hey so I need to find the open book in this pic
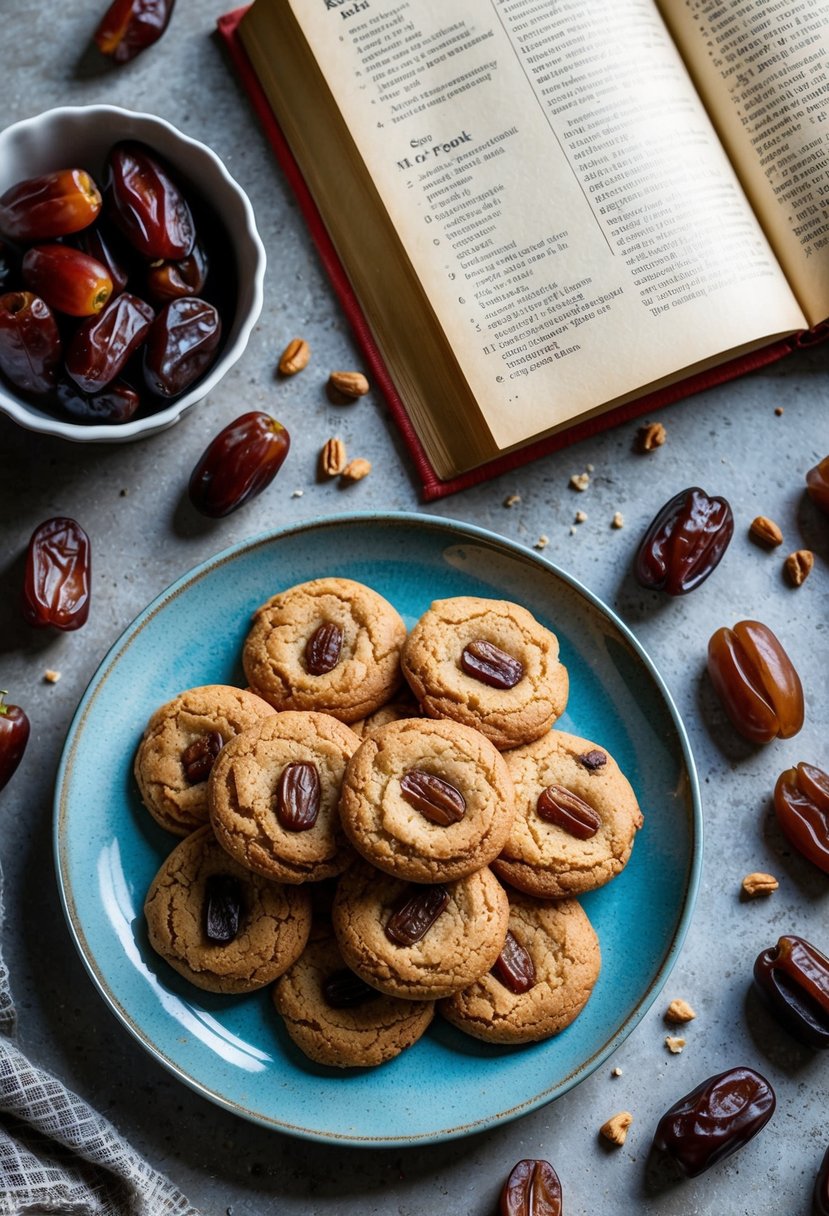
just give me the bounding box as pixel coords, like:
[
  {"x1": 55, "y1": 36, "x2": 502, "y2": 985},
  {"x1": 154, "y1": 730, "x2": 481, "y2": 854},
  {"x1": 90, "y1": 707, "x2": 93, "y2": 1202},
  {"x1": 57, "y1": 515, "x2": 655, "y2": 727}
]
[{"x1": 231, "y1": 0, "x2": 829, "y2": 486}]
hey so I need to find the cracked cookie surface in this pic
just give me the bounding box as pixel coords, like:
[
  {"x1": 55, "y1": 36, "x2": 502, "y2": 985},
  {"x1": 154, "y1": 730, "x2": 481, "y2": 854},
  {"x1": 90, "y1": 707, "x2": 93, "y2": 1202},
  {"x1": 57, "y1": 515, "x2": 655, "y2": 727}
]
[
  {"x1": 134, "y1": 684, "x2": 275, "y2": 836},
  {"x1": 144, "y1": 825, "x2": 312, "y2": 993},
  {"x1": 401, "y1": 596, "x2": 568, "y2": 750},
  {"x1": 439, "y1": 893, "x2": 601, "y2": 1043},
  {"x1": 209, "y1": 711, "x2": 359, "y2": 884},
  {"x1": 493, "y1": 730, "x2": 643, "y2": 898},
  {"x1": 242, "y1": 577, "x2": 407, "y2": 723},
  {"x1": 272, "y1": 933, "x2": 434, "y2": 1067},
  {"x1": 339, "y1": 718, "x2": 516, "y2": 882},
  {"x1": 332, "y1": 861, "x2": 509, "y2": 1000}
]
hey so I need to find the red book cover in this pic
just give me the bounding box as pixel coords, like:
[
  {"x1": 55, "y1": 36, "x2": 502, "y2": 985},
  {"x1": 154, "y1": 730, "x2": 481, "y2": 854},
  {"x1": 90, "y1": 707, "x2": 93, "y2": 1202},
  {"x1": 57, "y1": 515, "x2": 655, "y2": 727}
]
[{"x1": 217, "y1": 6, "x2": 808, "y2": 502}]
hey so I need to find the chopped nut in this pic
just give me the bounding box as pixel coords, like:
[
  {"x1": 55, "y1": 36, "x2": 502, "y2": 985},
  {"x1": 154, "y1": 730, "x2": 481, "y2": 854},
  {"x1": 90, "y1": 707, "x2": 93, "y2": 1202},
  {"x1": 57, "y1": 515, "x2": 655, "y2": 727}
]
[
  {"x1": 570, "y1": 471, "x2": 590, "y2": 491},
  {"x1": 611, "y1": 511, "x2": 624, "y2": 529},
  {"x1": 749, "y1": 515, "x2": 783, "y2": 548},
  {"x1": 774, "y1": 406, "x2": 784, "y2": 416},
  {"x1": 784, "y1": 549, "x2": 814, "y2": 586},
  {"x1": 665, "y1": 1036, "x2": 686, "y2": 1054},
  {"x1": 278, "y1": 337, "x2": 310, "y2": 376},
  {"x1": 569, "y1": 525, "x2": 577, "y2": 535},
  {"x1": 574, "y1": 510, "x2": 588, "y2": 524},
  {"x1": 44, "y1": 669, "x2": 61, "y2": 684},
  {"x1": 329, "y1": 370, "x2": 370, "y2": 398},
  {"x1": 503, "y1": 493, "x2": 521, "y2": 508},
  {"x1": 637, "y1": 421, "x2": 667, "y2": 452},
  {"x1": 665, "y1": 998, "x2": 696, "y2": 1024},
  {"x1": 611, "y1": 1066, "x2": 623, "y2": 1077},
  {"x1": 586, "y1": 463, "x2": 595, "y2": 473},
  {"x1": 290, "y1": 489, "x2": 304, "y2": 498},
  {"x1": 600, "y1": 1111, "x2": 633, "y2": 1146},
  {"x1": 320, "y1": 437, "x2": 347, "y2": 477},
  {"x1": 742, "y1": 871, "x2": 779, "y2": 898},
  {"x1": 534, "y1": 535, "x2": 549, "y2": 550},
  {"x1": 341, "y1": 457, "x2": 372, "y2": 483}
]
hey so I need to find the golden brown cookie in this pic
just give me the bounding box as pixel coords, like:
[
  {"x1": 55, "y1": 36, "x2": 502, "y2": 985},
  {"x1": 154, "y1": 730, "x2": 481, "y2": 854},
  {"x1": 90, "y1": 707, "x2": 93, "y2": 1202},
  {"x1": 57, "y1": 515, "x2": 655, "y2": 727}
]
[
  {"x1": 439, "y1": 893, "x2": 600, "y2": 1043},
  {"x1": 339, "y1": 718, "x2": 515, "y2": 883},
  {"x1": 401, "y1": 596, "x2": 568, "y2": 750},
  {"x1": 332, "y1": 861, "x2": 509, "y2": 1000},
  {"x1": 144, "y1": 825, "x2": 312, "y2": 994},
  {"x1": 209, "y1": 711, "x2": 359, "y2": 884},
  {"x1": 272, "y1": 933, "x2": 434, "y2": 1067},
  {"x1": 134, "y1": 685, "x2": 275, "y2": 836},
  {"x1": 493, "y1": 730, "x2": 643, "y2": 898},
  {"x1": 242, "y1": 577, "x2": 407, "y2": 723}
]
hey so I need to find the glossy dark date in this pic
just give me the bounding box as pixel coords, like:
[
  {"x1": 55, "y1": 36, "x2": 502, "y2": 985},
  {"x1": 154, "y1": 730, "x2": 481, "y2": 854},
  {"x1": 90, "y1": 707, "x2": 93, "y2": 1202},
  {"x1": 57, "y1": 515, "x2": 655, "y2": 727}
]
[
  {"x1": 188, "y1": 411, "x2": 290, "y2": 518},
  {"x1": 203, "y1": 874, "x2": 242, "y2": 944},
  {"x1": 65, "y1": 291, "x2": 154, "y2": 393},
  {"x1": 22, "y1": 516, "x2": 91, "y2": 631},
  {"x1": 460, "y1": 639, "x2": 524, "y2": 689},
  {"x1": 146, "y1": 241, "x2": 207, "y2": 305},
  {"x1": 94, "y1": 0, "x2": 176, "y2": 63},
  {"x1": 499, "y1": 1159, "x2": 562, "y2": 1216},
  {"x1": 492, "y1": 931, "x2": 536, "y2": 994},
  {"x1": 0, "y1": 168, "x2": 102, "y2": 241},
  {"x1": 107, "y1": 141, "x2": 195, "y2": 260},
  {"x1": 22, "y1": 244, "x2": 112, "y2": 316},
  {"x1": 753, "y1": 935, "x2": 829, "y2": 1049},
  {"x1": 72, "y1": 222, "x2": 130, "y2": 296},
  {"x1": 322, "y1": 969, "x2": 381, "y2": 1009},
  {"x1": 399, "y1": 769, "x2": 466, "y2": 826},
  {"x1": 0, "y1": 693, "x2": 30, "y2": 793},
  {"x1": 635, "y1": 486, "x2": 733, "y2": 595},
  {"x1": 774, "y1": 763, "x2": 829, "y2": 873},
  {"x1": 707, "y1": 620, "x2": 804, "y2": 744},
  {"x1": 0, "y1": 291, "x2": 62, "y2": 395},
  {"x1": 385, "y1": 885, "x2": 449, "y2": 946},
  {"x1": 652, "y1": 1066, "x2": 775, "y2": 1177},
  {"x1": 55, "y1": 377, "x2": 141, "y2": 424},
  {"x1": 143, "y1": 296, "x2": 220, "y2": 398},
  {"x1": 305, "y1": 622, "x2": 343, "y2": 675},
  {"x1": 276, "y1": 762, "x2": 321, "y2": 831}
]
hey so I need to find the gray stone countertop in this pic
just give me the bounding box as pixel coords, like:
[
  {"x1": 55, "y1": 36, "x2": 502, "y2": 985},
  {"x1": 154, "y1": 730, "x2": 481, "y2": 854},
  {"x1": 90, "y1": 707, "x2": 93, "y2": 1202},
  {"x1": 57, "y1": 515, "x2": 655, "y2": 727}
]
[{"x1": 1, "y1": 3, "x2": 827, "y2": 1213}]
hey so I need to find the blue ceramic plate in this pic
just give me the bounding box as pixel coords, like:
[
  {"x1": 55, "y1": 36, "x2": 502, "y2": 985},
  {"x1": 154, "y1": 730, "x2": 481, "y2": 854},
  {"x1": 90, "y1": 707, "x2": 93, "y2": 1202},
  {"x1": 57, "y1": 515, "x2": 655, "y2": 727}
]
[{"x1": 55, "y1": 513, "x2": 701, "y2": 1146}]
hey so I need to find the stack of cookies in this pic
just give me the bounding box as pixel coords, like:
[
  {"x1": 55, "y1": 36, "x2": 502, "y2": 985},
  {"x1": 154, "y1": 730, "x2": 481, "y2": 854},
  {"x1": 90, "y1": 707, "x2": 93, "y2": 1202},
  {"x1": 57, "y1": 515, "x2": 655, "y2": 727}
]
[{"x1": 137, "y1": 577, "x2": 643, "y2": 1068}]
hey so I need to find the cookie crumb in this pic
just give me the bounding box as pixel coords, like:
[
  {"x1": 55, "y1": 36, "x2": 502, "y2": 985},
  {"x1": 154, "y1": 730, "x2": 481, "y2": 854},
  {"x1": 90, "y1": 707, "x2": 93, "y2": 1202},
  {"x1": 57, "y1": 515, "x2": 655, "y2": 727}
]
[
  {"x1": 44, "y1": 669, "x2": 61, "y2": 684},
  {"x1": 611, "y1": 1066, "x2": 623, "y2": 1077},
  {"x1": 637, "y1": 421, "x2": 667, "y2": 452},
  {"x1": 503, "y1": 493, "x2": 521, "y2": 508},
  {"x1": 574, "y1": 510, "x2": 588, "y2": 524},
  {"x1": 774, "y1": 406, "x2": 784, "y2": 416},
  {"x1": 600, "y1": 1111, "x2": 632, "y2": 1146},
  {"x1": 665, "y1": 998, "x2": 696, "y2": 1024},
  {"x1": 534, "y1": 535, "x2": 549, "y2": 550},
  {"x1": 665, "y1": 1036, "x2": 686, "y2": 1054},
  {"x1": 291, "y1": 489, "x2": 304, "y2": 498},
  {"x1": 611, "y1": 511, "x2": 624, "y2": 529},
  {"x1": 570, "y1": 472, "x2": 590, "y2": 491},
  {"x1": 742, "y1": 871, "x2": 779, "y2": 898}
]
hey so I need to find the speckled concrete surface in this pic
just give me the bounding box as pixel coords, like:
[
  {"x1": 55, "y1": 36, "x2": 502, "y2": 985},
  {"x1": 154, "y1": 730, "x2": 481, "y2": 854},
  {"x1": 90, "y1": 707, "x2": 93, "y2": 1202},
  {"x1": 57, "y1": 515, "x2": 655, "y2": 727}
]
[{"x1": 1, "y1": 3, "x2": 828, "y2": 1213}]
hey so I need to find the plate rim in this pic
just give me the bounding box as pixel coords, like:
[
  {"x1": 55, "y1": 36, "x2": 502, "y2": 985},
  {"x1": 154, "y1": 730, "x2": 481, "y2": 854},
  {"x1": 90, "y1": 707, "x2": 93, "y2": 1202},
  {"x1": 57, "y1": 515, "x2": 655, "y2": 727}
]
[{"x1": 53, "y1": 510, "x2": 703, "y2": 1145}]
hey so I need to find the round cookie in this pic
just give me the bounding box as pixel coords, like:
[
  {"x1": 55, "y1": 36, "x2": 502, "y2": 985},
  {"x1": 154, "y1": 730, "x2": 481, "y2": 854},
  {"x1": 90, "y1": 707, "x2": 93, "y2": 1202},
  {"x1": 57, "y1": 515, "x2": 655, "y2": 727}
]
[
  {"x1": 144, "y1": 825, "x2": 312, "y2": 994},
  {"x1": 493, "y1": 730, "x2": 643, "y2": 898},
  {"x1": 439, "y1": 894, "x2": 601, "y2": 1043},
  {"x1": 134, "y1": 684, "x2": 275, "y2": 836},
  {"x1": 401, "y1": 596, "x2": 568, "y2": 750},
  {"x1": 272, "y1": 933, "x2": 434, "y2": 1067},
  {"x1": 332, "y1": 861, "x2": 510, "y2": 1000},
  {"x1": 209, "y1": 711, "x2": 359, "y2": 884},
  {"x1": 242, "y1": 577, "x2": 407, "y2": 724},
  {"x1": 339, "y1": 718, "x2": 516, "y2": 883}
]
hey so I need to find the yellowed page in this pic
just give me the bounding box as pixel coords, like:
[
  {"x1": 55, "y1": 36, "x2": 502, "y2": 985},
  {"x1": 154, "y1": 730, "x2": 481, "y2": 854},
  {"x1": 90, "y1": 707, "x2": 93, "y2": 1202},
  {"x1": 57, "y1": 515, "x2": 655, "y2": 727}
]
[
  {"x1": 277, "y1": 0, "x2": 803, "y2": 451},
  {"x1": 659, "y1": 0, "x2": 829, "y2": 328}
]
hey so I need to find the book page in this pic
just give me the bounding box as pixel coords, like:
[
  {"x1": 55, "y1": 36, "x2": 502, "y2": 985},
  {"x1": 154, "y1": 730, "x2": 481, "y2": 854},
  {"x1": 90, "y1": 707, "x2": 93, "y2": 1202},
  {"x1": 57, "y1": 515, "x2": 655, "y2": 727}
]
[
  {"x1": 274, "y1": 0, "x2": 805, "y2": 452},
  {"x1": 658, "y1": 0, "x2": 829, "y2": 328}
]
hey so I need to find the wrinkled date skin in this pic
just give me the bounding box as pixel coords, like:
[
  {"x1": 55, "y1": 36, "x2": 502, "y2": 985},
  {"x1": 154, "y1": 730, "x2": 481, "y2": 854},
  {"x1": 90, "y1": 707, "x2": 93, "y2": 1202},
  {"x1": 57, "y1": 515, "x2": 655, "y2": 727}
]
[
  {"x1": 66, "y1": 291, "x2": 154, "y2": 393},
  {"x1": 0, "y1": 693, "x2": 30, "y2": 793},
  {"x1": 492, "y1": 931, "x2": 536, "y2": 995},
  {"x1": 72, "y1": 223, "x2": 131, "y2": 296},
  {"x1": 707, "y1": 620, "x2": 804, "y2": 743},
  {"x1": 774, "y1": 763, "x2": 829, "y2": 873},
  {"x1": 399, "y1": 769, "x2": 466, "y2": 826},
  {"x1": 203, "y1": 874, "x2": 242, "y2": 944},
  {"x1": 22, "y1": 517, "x2": 91, "y2": 630},
  {"x1": 22, "y1": 244, "x2": 112, "y2": 317},
  {"x1": 652, "y1": 1066, "x2": 775, "y2": 1177},
  {"x1": 0, "y1": 168, "x2": 102, "y2": 241},
  {"x1": 323, "y1": 969, "x2": 381, "y2": 1009},
  {"x1": 537, "y1": 785, "x2": 600, "y2": 839},
  {"x1": 635, "y1": 486, "x2": 733, "y2": 595},
  {"x1": 753, "y1": 935, "x2": 829, "y2": 1049},
  {"x1": 385, "y1": 885, "x2": 450, "y2": 946},
  {"x1": 499, "y1": 1159, "x2": 562, "y2": 1216},
  {"x1": 807, "y1": 456, "x2": 829, "y2": 514},
  {"x1": 144, "y1": 296, "x2": 221, "y2": 398},
  {"x1": 0, "y1": 291, "x2": 62, "y2": 395},
  {"x1": 188, "y1": 411, "x2": 290, "y2": 518},
  {"x1": 107, "y1": 141, "x2": 195, "y2": 260},
  {"x1": 305, "y1": 622, "x2": 343, "y2": 675},
  {"x1": 815, "y1": 1145, "x2": 829, "y2": 1216},
  {"x1": 276, "y1": 761, "x2": 321, "y2": 831},
  {"x1": 94, "y1": 0, "x2": 176, "y2": 63},
  {"x1": 461, "y1": 639, "x2": 524, "y2": 689},
  {"x1": 146, "y1": 241, "x2": 207, "y2": 305},
  {"x1": 55, "y1": 377, "x2": 141, "y2": 424}
]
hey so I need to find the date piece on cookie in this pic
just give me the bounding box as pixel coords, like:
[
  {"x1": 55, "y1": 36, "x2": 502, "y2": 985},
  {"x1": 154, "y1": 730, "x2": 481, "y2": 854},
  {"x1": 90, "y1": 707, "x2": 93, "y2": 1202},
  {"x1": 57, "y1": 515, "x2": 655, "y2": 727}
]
[
  {"x1": 339, "y1": 718, "x2": 516, "y2": 883},
  {"x1": 134, "y1": 685, "x2": 275, "y2": 836},
  {"x1": 242, "y1": 577, "x2": 406, "y2": 723},
  {"x1": 401, "y1": 597, "x2": 568, "y2": 750},
  {"x1": 494, "y1": 730, "x2": 643, "y2": 899},
  {"x1": 144, "y1": 825, "x2": 312, "y2": 994}
]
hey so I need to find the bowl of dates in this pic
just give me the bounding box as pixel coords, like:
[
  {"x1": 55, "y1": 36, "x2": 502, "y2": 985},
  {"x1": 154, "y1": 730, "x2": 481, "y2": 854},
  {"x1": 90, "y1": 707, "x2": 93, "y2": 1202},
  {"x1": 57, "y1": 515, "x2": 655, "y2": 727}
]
[{"x1": 0, "y1": 105, "x2": 265, "y2": 442}]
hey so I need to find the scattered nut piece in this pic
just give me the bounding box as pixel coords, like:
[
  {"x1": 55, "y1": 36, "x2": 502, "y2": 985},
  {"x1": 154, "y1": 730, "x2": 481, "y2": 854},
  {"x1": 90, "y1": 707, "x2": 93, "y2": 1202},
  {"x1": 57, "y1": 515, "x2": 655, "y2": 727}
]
[
  {"x1": 503, "y1": 493, "x2": 521, "y2": 508},
  {"x1": 742, "y1": 871, "x2": 779, "y2": 898},
  {"x1": 329, "y1": 370, "x2": 370, "y2": 398},
  {"x1": 600, "y1": 1111, "x2": 633, "y2": 1146},
  {"x1": 320, "y1": 437, "x2": 347, "y2": 477},
  {"x1": 44, "y1": 669, "x2": 61, "y2": 684},
  {"x1": 774, "y1": 406, "x2": 784, "y2": 416},
  {"x1": 637, "y1": 421, "x2": 667, "y2": 452},
  {"x1": 665, "y1": 1036, "x2": 686, "y2": 1054},
  {"x1": 749, "y1": 515, "x2": 783, "y2": 548},
  {"x1": 341, "y1": 457, "x2": 372, "y2": 483},
  {"x1": 534, "y1": 535, "x2": 549, "y2": 550},
  {"x1": 291, "y1": 489, "x2": 304, "y2": 498},
  {"x1": 574, "y1": 510, "x2": 588, "y2": 524},
  {"x1": 784, "y1": 549, "x2": 814, "y2": 586},
  {"x1": 586, "y1": 463, "x2": 595, "y2": 473},
  {"x1": 570, "y1": 471, "x2": 590, "y2": 491},
  {"x1": 611, "y1": 511, "x2": 624, "y2": 529},
  {"x1": 611, "y1": 1066, "x2": 623, "y2": 1077},
  {"x1": 569, "y1": 525, "x2": 577, "y2": 536},
  {"x1": 278, "y1": 337, "x2": 310, "y2": 376},
  {"x1": 665, "y1": 998, "x2": 696, "y2": 1024}
]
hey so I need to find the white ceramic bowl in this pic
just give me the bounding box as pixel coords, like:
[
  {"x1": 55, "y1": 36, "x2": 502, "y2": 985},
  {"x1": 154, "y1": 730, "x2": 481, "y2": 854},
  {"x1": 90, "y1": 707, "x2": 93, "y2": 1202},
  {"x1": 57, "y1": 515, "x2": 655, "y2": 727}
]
[{"x1": 0, "y1": 105, "x2": 266, "y2": 442}]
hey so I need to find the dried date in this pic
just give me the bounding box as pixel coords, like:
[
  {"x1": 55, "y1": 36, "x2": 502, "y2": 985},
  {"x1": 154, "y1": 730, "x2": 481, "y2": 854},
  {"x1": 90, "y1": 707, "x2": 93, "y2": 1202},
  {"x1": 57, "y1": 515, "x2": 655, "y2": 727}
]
[
  {"x1": 94, "y1": 0, "x2": 176, "y2": 63},
  {"x1": 460, "y1": 639, "x2": 524, "y2": 689},
  {"x1": 635, "y1": 486, "x2": 733, "y2": 595},
  {"x1": 181, "y1": 731, "x2": 223, "y2": 783},
  {"x1": 72, "y1": 223, "x2": 130, "y2": 296},
  {"x1": 22, "y1": 244, "x2": 112, "y2": 317},
  {"x1": 143, "y1": 296, "x2": 221, "y2": 398},
  {"x1": 22, "y1": 516, "x2": 91, "y2": 631},
  {"x1": 0, "y1": 168, "x2": 102, "y2": 241},
  {"x1": 773, "y1": 763, "x2": 829, "y2": 873},
  {"x1": 276, "y1": 761, "x2": 321, "y2": 831},
  {"x1": 0, "y1": 692, "x2": 30, "y2": 793},
  {"x1": 807, "y1": 456, "x2": 829, "y2": 514},
  {"x1": 304, "y1": 622, "x2": 343, "y2": 675},
  {"x1": 707, "y1": 620, "x2": 803, "y2": 743},
  {"x1": 399, "y1": 769, "x2": 466, "y2": 826},
  {"x1": 146, "y1": 241, "x2": 208, "y2": 305},
  {"x1": 385, "y1": 884, "x2": 449, "y2": 946},
  {"x1": 188, "y1": 412, "x2": 290, "y2": 518},
  {"x1": 55, "y1": 377, "x2": 141, "y2": 424},
  {"x1": 652, "y1": 1066, "x2": 775, "y2": 1176},
  {"x1": 492, "y1": 931, "x2": 536, "y2": 995},
  {"x1": 203, "y1": 874, "x2": 242, "y2": 944},
  {"x1": 499, "y1": 1159, "x2": 562, "y2": 1216},
  {"x1": 66, "y1": 292, "x2": 154, "y2": 393},
  {"x1": 322, "y1": 969, "x2": 381, "y2": 1009},
  {"x1": 753, "y1": 935, "x2": 829, "y2": 1049},
  {"x1": 0, "y1": 291, "x2": 62, "y2": 395},
  {"x1": 107, "y1": 141, "x2": 195, "y2": 260},
  {"x1": 537, "y1": 785, "x2": 600, "y2": 839}
]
